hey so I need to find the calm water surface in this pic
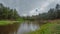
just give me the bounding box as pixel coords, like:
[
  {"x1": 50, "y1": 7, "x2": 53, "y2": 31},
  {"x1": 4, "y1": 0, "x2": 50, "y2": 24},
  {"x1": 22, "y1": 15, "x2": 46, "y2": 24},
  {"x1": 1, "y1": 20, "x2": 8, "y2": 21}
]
[{"x1": 0, "y1": 21, "x2": 40, "y2": 34}]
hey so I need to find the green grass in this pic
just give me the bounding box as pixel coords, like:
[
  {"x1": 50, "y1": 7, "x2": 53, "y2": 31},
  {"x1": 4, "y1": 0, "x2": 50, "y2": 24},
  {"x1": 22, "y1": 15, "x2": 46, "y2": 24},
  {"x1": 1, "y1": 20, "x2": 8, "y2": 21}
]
[
  {"x1": 0, "y1": 21, "x2": 19, "y2": 25},
  {"x1": 16, "y1": 18, "x2": 25, "y2": 22},
  {"x1": 0, "y1": 18, "x2": 24, "y2": 26},
  {"x1": 28, "y1": 20, "x2": 60, "y2": 34}
]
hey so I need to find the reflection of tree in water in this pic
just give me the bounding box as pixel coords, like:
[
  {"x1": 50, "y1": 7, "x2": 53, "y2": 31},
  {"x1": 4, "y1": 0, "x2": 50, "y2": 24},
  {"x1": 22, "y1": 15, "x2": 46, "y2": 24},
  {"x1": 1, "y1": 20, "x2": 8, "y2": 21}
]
[{"x1": 0, "y1": 23, "x2": 20, "y2": 34}]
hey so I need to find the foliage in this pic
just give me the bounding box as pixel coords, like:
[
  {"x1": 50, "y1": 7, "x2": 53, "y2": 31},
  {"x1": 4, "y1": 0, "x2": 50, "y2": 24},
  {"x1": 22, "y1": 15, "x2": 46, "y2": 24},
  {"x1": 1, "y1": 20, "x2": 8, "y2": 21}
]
[
  {"x1": 0, "y1": 21, "x2": 20, "y2": 25},
  {"x1": 0, "y1": 3, "x2": 20, "y2": 20}
]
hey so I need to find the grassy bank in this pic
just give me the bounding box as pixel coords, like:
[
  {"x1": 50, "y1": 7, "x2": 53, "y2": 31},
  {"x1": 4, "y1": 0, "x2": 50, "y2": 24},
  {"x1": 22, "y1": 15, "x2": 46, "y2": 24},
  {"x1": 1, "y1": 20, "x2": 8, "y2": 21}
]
[
  {"x1": 0, "y1": 18, "x2": 24, "y2": 26},
  {"x1": 0, "y1": 21, "x2": 19, "y2": 25},
  {"x1": 0, "y1": 19, "x2": 24, "y2": 26},
  {"x1": 28, "y1": 20, "x2": 60, "y2": 34}
]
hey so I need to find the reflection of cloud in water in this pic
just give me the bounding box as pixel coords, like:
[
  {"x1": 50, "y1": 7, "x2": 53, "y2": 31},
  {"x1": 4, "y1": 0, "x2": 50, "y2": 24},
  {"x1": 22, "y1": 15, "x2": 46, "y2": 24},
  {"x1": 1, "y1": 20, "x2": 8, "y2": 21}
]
[{"x1": 17, "y1": 22, "x2": 39, "y2": 34}]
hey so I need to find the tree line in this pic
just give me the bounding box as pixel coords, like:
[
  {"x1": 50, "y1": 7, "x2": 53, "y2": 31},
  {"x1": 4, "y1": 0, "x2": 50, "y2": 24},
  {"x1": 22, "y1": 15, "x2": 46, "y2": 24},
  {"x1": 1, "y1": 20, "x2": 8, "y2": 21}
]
[
  {"x1": 31, "y1": 4, "x2": 60, "y2": 20},
  {"x1": 0, "y1": 3, "x2": 20, "y2": 20}
]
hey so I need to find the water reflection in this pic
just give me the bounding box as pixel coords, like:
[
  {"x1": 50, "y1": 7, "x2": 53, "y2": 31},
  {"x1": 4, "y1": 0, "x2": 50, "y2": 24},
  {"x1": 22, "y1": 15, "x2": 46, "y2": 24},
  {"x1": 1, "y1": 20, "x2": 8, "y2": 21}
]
[
  {"x1": 0, "y1": 21, "x2": 40, "y2": 34},
  {"x1": 17, "y1": 22, "x2": 39, "y2": 34},
  {"x1": 0, "y1": 23, "x2": 20, "y2": 34}
]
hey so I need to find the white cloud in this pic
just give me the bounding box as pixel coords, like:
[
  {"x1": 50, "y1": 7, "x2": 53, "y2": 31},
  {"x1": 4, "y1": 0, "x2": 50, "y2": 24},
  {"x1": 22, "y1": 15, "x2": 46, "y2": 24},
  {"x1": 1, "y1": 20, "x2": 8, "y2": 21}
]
[
  {"x1": 29, "y1": 8, "x2": 39, "y2": 16},
  {"x1": 39, "y1": 0, "x2": 55, "y2": 11},
  {"x1": 28, "y1": 0, "x2": 55, "y2": 16},
  {"x1": 22, "y1": 14, "x2": 27, "y2": 16}
]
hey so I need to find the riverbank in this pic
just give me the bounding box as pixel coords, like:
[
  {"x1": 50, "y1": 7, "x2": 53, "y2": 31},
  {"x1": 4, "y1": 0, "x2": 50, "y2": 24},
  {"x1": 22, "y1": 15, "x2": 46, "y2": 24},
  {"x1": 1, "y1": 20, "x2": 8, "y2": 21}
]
[
  {"x1": 0, "y1": 19, "x2": 24, "y2": 26},
  {"x1": 28, "y1": 20, "x2": 60, "y2": 34}
]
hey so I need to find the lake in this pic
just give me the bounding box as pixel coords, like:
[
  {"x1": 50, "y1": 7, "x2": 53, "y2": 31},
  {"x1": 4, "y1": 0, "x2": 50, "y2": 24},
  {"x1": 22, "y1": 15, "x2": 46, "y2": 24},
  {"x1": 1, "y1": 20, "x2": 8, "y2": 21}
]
[{"x1": 0, "y1": 21, "x2": 40, "y2": 34}]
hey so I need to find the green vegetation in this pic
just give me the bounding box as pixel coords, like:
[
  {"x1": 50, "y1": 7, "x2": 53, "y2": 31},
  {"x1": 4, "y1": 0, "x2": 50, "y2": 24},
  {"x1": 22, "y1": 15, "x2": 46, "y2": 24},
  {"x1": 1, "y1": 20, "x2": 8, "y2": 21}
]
[
  {"x1": 0, "y1": 3, "x2": 24, "y2": 25},
  {"x1": 0, "y1": 3, "x2": 20, "y2": 20},
  {"x1": 28, "y1": 20, "x2": 60, "y2": 34},
  {"x1": 0, "y1": 21, "x2": 18, "y2": 25},
  {"x1": 27, "y1": 4, "x2": 60, "y2": 34},
  {"x1": 0, "y1": 2, "x2": 60, "y2": 34}
]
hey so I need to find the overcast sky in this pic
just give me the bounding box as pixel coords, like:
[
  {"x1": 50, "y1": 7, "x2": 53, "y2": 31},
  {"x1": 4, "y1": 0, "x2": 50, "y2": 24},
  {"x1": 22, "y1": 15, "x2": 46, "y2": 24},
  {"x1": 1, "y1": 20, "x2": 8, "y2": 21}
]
[{"x1": 0, "y1": 0, "x2": 60, "y2": 16}]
